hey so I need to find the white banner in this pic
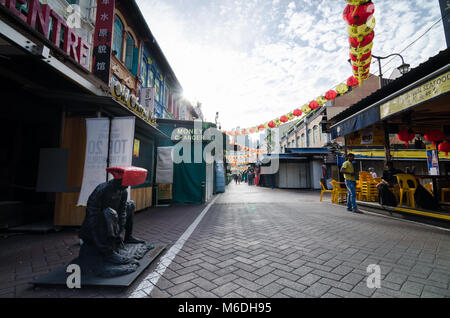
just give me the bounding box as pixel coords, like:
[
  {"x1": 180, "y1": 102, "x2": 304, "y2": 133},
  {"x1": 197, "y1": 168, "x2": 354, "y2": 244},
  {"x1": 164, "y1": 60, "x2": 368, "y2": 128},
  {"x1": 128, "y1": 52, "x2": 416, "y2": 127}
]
[
  {"x1": 155, "y1": 146, "x2": 174, "y2": 184},
  {"x1": 108, "y1": 117, "x2": 135, "y2": 201},
  {"x1": 77, "y1": 118, "x2": 110, "y2": 206},
  {"x1": 108, "y1": 117, "x2": 135, "y2": 171}
]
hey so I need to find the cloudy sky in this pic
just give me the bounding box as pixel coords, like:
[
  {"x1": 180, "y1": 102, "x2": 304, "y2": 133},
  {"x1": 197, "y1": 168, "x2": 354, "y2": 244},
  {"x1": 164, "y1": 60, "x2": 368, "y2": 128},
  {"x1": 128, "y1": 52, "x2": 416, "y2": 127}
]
[{"x1": 135, "y1": 0, "x2": 447, "y2": 131}]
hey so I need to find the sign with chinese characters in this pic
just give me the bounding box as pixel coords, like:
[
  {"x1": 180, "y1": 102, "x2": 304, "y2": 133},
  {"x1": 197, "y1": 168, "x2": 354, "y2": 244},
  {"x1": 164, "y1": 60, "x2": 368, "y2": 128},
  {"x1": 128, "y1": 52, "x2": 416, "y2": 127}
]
[
  {"x1": 92, "y1": 0, "x2": 115, "y2": 83},
  {"x1": 111, "y1": 80, "x2": 157, "y2": 127}
]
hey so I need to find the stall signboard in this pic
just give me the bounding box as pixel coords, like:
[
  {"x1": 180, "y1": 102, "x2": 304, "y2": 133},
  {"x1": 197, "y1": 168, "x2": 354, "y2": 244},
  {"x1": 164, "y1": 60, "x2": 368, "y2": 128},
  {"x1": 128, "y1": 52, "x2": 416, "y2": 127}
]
[
  {"x1": 380, "y1": 71, "x2": 450, "y2": 119},
  {"x1": 1, "y1": 0, "x2": 91, "y2": 70},
  {"x1": 347, "y1": 125, "x2": 385, "y2": 146},
  {"x1": 111, "y1": 80, "x2": 157, "y2": 126},
  {"x1": 92, "y1": 0, "x2": 115, "y2": 83},
  {"x1": 427, "y1": 144, "x2": 440, "y2": 176},
  {"x1": 157, "y1": 183, "x2": 173, "y2": 200}
]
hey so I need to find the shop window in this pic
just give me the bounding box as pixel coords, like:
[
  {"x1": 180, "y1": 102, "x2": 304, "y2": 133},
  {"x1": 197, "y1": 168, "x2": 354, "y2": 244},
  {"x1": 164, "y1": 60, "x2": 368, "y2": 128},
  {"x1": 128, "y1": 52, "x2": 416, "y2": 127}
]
[
  {"x1": 155, "y1": 77, "x2": 161, "y2": 103},
  {"x1": 164, "y1": 87, "x2": 169, "y2": 109},
  {"x1": 307, "y1": 130, "x2": 312, "y2": 147},
  {"x1": 140, "y1": 55, "x2": 148, "y2": 87},
  {"x1": 15, "y1": 0, "x2": 28, "y2": 14},
  {"x1": 125, "y1": 33, "x2": 134, "y2": 71},
  {"x1": 313, "y1": 125, "x2": 319, "y2": 144},
  {"x1": 113, "y1": 16, "x2": 124, "y2": 60},
  {"x1": 301, "y1": 133, "x2": 306, "y2": 148},
  {"x1": 147, "y1": 67, "x2": 155, "y2": 88}
]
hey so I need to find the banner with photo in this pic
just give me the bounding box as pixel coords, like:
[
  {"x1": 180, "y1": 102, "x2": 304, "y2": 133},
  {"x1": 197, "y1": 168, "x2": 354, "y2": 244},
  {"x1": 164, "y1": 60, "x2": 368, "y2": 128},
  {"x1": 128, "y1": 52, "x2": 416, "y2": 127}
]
[
  {"x1": 78, "y1": 117, "x2": 136, "y2": 206},
  {"x1": 77, "y1": 118, "x2": 110, "y2": 206}
]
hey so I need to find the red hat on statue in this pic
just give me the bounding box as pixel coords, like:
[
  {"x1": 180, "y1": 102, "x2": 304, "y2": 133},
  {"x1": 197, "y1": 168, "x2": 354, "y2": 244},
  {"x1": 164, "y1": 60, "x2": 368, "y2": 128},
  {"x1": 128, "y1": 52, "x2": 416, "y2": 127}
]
[{"x1": 106, "y1": 166, "x2": 148, "y2": 186}]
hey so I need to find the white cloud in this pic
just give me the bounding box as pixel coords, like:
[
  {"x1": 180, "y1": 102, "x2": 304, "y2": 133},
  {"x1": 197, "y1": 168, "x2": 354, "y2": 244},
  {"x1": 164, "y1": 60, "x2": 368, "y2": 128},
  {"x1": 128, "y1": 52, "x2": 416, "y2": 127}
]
[{"x1": 135, "y1": 0, "x2": 446, "y2": 130}]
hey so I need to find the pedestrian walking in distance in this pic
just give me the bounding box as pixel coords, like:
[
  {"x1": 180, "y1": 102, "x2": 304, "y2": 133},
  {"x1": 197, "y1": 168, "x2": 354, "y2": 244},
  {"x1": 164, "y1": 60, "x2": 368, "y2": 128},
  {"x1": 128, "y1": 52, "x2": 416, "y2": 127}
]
[{"x1": 340, "y1": 153, "x2": 363, "y2": 214}]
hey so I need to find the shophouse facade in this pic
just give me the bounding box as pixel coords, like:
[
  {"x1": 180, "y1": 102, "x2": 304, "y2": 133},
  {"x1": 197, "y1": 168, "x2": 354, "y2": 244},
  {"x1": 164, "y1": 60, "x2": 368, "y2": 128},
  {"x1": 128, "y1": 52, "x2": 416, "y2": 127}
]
[{"x1": 0, "y1": 0, "x2": 192, "y2": 228}]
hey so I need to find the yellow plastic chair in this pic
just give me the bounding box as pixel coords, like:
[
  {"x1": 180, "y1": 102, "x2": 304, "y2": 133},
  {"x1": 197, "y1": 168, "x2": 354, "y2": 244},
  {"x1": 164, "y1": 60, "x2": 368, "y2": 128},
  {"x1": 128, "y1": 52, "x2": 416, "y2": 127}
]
[
  {"x1": 356, "y1": 180, "x2": 362, "y2": 200},
  {"x1": 396, "y1": 174, "x2": 418, "y2": 208},
  {"x1": 331, "y1": 180, "x2": 347, "y2": 204},
  {"x1": 359, "y1": 172, "x2": 379, "y2": 202},
  {"x1": 424, "y1": 183, "x2": 433, "y2": 195},
  {"x1": 320, "y1": 181, "x2": 333, "y2": 202},
  {"x1": 441, "y1": 188, "x2": 450, "y2": 203}
]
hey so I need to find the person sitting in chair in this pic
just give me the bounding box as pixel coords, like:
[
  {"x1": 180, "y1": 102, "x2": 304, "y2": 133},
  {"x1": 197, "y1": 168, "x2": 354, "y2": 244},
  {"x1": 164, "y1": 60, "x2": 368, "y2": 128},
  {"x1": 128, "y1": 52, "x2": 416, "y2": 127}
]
[{"x1": 377, "y1": 161, "x2": 403, "y2": 189}]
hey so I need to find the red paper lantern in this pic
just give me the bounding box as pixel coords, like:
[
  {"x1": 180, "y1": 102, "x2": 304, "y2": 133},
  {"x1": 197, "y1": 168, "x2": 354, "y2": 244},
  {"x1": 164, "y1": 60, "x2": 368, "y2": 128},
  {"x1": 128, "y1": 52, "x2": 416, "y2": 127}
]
[
  {"x1": 258, "y1": 125, "x2": 265, "y2": 131},
  {"x1": 350, "y1": 51, "x2": 371, "y2": 62},
  {"x1": 268, "y1": 121, "x2": 275, "y2": 128},
  {"x1": 280, "y1": 116, "x2": 288, "y2": 123},
  {"x1": 425, "y1": 130, "x2": 445, "y2": 145},
  {"x1": 242, "y1": 129, "x2": 247, "y2": 134},
  {"x1": 249, "y1": 127, "x2": 255, "y2": 133},
  {"x1": 439, "y1": 141, "x2": 450, "y2": 156},
  {"x1": 293, "y1": 109, "x2": 303, "y2": 117},
  {"x1": 397, "y1": 129, "x2": 415, "y2": 149},
  {"x1": 325, "y1": 90, "x2": 338, "y2": 100},
  {"x1": 349, "y1": 31, "x2": 374, "y2": 49},
  {"x1": 347, "y1": 76, "x2": 359, "y2": 87},
  {"x1": 309, "y1": 101, "x2": 320, "y2": 110},
  {"x1": 343, "y1": 2, "x2": 375, "y2": 26}
]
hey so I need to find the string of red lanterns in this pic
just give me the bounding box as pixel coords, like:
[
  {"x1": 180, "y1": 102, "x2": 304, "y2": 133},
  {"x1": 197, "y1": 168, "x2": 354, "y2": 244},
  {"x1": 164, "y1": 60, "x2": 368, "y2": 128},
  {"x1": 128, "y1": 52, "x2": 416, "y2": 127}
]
[{"x1": 221, "y1": 1, "x2": 375, "y2": 137}]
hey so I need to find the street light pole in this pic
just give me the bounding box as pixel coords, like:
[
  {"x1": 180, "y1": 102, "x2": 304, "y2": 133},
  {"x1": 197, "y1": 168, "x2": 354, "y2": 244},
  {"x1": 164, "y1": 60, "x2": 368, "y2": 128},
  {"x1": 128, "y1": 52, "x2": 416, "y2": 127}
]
[{"x1": 372, "y1": 53, "x2": 410, "y2": 87}]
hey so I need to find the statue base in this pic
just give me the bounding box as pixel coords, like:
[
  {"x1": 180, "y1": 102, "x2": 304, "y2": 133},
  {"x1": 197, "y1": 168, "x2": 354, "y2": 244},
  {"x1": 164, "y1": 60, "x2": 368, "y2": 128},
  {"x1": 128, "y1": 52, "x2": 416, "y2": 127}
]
[{"x1": 31, "y1": 244, "x2": 166, "y2": 287}]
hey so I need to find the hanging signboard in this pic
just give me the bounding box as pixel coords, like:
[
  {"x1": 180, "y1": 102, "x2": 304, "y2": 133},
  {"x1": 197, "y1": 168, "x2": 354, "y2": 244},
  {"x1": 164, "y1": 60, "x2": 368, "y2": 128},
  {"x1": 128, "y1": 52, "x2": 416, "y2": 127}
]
[
  {"x1": 140, "y1": 87, "x2": 155, "y2": 113},
  {"x1": 380, "y1": 71, "x2": 450, "y2": 119},
  {"x1": 77, "y1": 118, "x2": 110, "y2": 206},
  {"x1": 92, "y1": 0, "x2": 115, "y2": 83}
]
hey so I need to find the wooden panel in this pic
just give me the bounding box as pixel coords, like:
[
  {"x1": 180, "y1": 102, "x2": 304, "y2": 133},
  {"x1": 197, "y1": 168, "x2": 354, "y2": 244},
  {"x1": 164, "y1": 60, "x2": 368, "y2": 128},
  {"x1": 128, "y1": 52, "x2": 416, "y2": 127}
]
[
  {"x1": 54, "y1": 192, "x2": 86, "y2": 226},
  {"x1": 62, "y1": 118, "x2": 86, "y2": 188},
  {"x1": 145, "y1": 187, "x2": 152, "y2": 208},
  {"x1": 131, "y1": 187, "x2": 152, "y2": 211},
  {"x1": 54, "y1": 117, "x2": 87, "y2": 226}
]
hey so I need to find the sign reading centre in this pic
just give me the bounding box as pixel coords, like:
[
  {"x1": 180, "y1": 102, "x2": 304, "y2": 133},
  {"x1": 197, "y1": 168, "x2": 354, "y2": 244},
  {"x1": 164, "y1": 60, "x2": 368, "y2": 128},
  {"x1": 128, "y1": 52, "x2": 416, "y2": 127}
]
[{"x1": 380, "y1": 71, "x2": 450, "y2": 119}]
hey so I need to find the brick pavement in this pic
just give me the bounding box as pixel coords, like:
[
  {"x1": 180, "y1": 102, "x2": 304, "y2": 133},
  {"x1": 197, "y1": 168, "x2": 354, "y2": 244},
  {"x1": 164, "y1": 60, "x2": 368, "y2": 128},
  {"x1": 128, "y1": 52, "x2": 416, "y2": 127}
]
[
  {"x1": 0, "y1": 204, "x2": 206, "y2": 298},
  {"x1": 135, "y1": 184, "x2": 450, "y2": 298},
  {"x1": 1, "y1": 183, "x2": 450, "y2": 298}
]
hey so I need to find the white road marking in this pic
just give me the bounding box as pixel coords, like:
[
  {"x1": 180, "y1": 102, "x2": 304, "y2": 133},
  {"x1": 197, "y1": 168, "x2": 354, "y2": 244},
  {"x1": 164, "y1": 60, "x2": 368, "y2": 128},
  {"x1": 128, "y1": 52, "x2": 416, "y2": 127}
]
[{"x1": 128, "y1": 194, "x2": 221, "y2": 298}]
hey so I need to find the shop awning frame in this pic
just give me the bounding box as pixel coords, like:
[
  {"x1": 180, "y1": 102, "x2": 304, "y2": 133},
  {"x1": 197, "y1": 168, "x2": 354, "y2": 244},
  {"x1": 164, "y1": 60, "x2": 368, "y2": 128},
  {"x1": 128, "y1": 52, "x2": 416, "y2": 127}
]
[{"x1": 331, "y1": 63, "x2": 450, "y2": 139}]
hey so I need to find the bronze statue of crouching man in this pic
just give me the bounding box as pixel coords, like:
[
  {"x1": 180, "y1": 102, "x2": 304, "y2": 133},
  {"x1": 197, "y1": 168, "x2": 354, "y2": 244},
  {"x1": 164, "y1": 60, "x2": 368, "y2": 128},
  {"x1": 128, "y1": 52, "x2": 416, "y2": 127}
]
[{"x1": 78, "y1": 166, "x2": 154, "y2": 278}]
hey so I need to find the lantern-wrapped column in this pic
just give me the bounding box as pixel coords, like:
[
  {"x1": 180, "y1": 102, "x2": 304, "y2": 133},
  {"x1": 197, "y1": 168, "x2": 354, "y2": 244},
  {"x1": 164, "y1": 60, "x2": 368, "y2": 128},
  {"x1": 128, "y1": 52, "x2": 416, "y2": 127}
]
[{"x1": 343, "y1": 0, "x2": 375, "y2": 84}]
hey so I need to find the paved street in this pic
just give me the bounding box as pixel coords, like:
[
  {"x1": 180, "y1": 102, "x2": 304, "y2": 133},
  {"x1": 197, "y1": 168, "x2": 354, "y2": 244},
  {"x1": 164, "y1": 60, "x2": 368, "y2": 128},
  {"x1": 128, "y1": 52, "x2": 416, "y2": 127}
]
[{"x1": 1, "y1": 183, "x2": 450, "y2": 298}]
